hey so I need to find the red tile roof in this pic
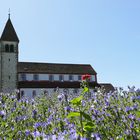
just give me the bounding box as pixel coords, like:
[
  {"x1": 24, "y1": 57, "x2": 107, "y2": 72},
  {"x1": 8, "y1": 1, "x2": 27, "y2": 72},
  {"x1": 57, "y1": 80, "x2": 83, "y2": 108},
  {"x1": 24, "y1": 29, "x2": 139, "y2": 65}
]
[
  {"x1": 99, "y1": 83, "x2": 115, "y2": 93},
  {"x1": 18, "y1": 62, "x2": 97, "y2": 75}
]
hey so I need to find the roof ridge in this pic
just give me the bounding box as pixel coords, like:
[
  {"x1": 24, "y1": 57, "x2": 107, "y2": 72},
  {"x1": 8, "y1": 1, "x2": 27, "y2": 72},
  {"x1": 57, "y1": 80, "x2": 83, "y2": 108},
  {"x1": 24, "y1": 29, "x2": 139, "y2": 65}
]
[{"x1": 18, "y1": 61, "x2": 91, "y2": 66}]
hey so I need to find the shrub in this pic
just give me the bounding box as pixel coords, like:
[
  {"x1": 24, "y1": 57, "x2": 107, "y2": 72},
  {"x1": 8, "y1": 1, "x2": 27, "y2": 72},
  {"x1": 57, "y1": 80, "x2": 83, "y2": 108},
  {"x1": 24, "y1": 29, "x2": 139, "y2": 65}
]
[{"x1": 0, "y1": 82, "x2": 140, "y2": 139}]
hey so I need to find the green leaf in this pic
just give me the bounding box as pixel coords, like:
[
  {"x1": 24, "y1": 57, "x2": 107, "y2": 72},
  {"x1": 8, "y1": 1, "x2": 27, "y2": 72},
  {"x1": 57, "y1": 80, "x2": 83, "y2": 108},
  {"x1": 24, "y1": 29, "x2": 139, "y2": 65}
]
[
  {"x1": 83, "y1": 122, "x2": 95, "y2": 131},
  {"x1": 83, "y1": 125, "x2": 93, "y2": 132},
  {"x1": 82, "y1": 87, "x2": 89, "y2": 94},
  {"x1": 81, "y1": 112, "x2": 92, "y2": 121},
  {"x1": 85, "y1": 122, "x2": 94, "y2": 127},
  {"x1": 136, "y1": 111, "x2": 140, "y2": 118},
  {"x1": 70, "y1": 96, "x2": 83, "y2": 105},
  {"x1": 67, "y1": 112, "x2": 80, "y2": 118}
]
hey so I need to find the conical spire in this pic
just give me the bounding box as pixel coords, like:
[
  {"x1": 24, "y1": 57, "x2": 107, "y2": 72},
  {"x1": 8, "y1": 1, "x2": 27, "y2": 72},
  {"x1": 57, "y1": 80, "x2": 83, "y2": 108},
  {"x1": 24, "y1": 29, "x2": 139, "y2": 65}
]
[{"x1": 1, "y1": 17, "x2": 19, "y2": 42}]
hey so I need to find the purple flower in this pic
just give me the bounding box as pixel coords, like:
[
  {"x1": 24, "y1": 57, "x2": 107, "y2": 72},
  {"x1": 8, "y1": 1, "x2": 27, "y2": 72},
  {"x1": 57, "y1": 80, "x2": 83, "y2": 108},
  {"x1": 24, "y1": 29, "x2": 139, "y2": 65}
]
[
  {"x1": 81, "y1": 137, "x2": 90, "y2": 140},
  {"x1": 0, "y1": 110, "x2": 6, "y2": 117},
  {"x1": 128, "y1": 114, "x2": 135, "y2": 120},
  {"x1": 11, "y1": 126, "x2": 14, "y2": 130},
  {"x1": 105, "y1": 100, "x2": 110, "y2": 106},
  {"x1": 18, "y1": 131, "x2": 22, "y2": 135},
  {"x1": 128, "y1": 86, "x2": 135, "y2": 92},
  {"x1": 130, "y1": 122, "x2": 134, "y2": 128},
  {"x1": 34, "y1": 122, "x2": 46, "y2": 129},
  {"x1": 137, "y1": 118, "x2": 140, "y2": 122},
  {"x1": 25, "y1": 130, "x2": 30, "y2": 136},
  {"x1": 92, "y1": 133, "x2": 101, "y2": 140},
  {"x1": 32, "y1": 109, "x2": 37, "y2": 119},
  {"x1": 125, "y1": 106, "x2": 132, "y2": 112},
  {"x1": 124, "y1": 129, "x2": 131, "y2": 135},
  {"x1": 57, "y1": 94, "x2": 64, "y2": 101},
  {"x1": 136, "y1": 95, "x2": 140, "y2": 100},
  {"x1": 106, "y1": 113, "x2": 111, "y2": 117},
  {"x1": 94, "y1": 110, "x2": 100, "y2": 115},
  {"x1": 34, "y1": 122, "x2": 42, "y2": 129},
  {"x1": 64, "y1": 106, "x2": 71, "y2": 112},
  {"x1": 32, "y1": 110, "x2": 37, "y2": 115},
  {"x1": 136, "y1": 88, "x2": 140, "y2": 93},
  {"x1": 69, "y1": 132, "x2": 77, "y2": 140},
  {"x1": 131, "y1": 104, "x2": 138, "y2": 110},
  {"x1": 32, "y1": 131, "x2": 40, "y2": 138},
  {"x1": 52, "y1": 135, "x2": 57, "y2": 140}
]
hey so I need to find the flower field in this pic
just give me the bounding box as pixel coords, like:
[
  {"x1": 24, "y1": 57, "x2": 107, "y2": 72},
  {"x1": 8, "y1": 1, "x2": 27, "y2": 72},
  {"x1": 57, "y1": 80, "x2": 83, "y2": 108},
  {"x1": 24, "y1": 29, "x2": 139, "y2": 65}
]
[{"x1": 0, "y1": 81, "x2": 140, "y2": 139}]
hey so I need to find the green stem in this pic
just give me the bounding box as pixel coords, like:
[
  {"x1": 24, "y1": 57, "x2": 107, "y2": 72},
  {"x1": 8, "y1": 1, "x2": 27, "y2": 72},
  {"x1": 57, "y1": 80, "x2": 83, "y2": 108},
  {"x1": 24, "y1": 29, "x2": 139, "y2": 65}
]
[{"x1": 79, "y1": 107, "x2": 84, "y2": 136}]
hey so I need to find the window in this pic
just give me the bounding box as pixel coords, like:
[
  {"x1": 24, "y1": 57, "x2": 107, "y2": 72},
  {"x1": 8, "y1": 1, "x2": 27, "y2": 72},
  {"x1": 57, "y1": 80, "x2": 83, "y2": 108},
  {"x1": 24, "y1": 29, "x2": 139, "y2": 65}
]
[
  {"x1": 21, "y1": 90, "x2": 25, "y2": 98},
  {"x1": 43, "y1": 90, "x2": 48, "y2": 95},
  {"x1": 63, "y1": 88, "x2": 68, "y2": 93},
  {"x1": 32, "y1": 90, "x2": 36, "y2": 98},
  {"x1": 69, "y1": 75, "x2": 73, "y2": 81},
  {"x1": 10, "y1": 45, "x2": 14, "y2": 52},
  {"x1": 21, "y1": 74, "x2": 26, "y2": 81},
  {"x1": 73, "y1": 89, "x2": 78, "y2": 94},
  {"x1": 5, "y1": 44, "x2": 9, "y2": 52},
  {"x1": 59, "y1": 75, "x2": 64, "y2": 81},
  {"x1": 33, "y1": 74, "x2": 39, "y2": 81},
  {"x1": 5, "y1": 44, "x2": 14, "y2": 52},
  {"x1": 78, "y1": 75, "x2": 81, "y2": 81},
  {"x1": 49, "y1": 75, "x2": 54, "y2": 81}
]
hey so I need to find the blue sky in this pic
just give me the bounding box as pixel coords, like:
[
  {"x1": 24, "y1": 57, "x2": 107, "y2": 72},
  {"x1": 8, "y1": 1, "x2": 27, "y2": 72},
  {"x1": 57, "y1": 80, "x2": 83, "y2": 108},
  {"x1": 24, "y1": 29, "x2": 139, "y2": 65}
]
[{"x1": 0, "y1": 0, "x2": 140, "y2": 88}]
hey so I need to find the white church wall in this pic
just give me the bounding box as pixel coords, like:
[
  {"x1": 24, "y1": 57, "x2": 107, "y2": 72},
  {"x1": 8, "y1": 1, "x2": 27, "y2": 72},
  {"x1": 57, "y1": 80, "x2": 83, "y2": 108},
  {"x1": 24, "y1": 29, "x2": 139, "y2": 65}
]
[
  {"x1": 64, "y1": 75, "x2": 69, "y2": 81},
  {"x1": 73, "y1": 75, "x2": 78, "y2": 81},
  {"x1": 18, "y1": 73, "x2": 96, "y2": 82},
  {"x1": 26, "y1": 74, "x2": 33, "y2": 81},
  {"x1": 20, "y1": 88, "x2": 83, "y2": 98},
  {"x1": 91, "y1": 75, "x2": 95, "y2": 81},
  {"x1": 54, "y1": 74, "x2": 59, "y2": 81},
  {"x1": 39, "y1": 74, "x2": 49, "y2": 80}
]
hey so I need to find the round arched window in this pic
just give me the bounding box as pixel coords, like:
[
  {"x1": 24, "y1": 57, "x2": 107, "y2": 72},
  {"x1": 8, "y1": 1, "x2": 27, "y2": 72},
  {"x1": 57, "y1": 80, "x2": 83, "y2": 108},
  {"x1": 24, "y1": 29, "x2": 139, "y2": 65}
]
[
  {"x1": 5, "y1": 44, "x2": 9, "y2": 52},
  {"x1": 10, "y1": 44, "x2": 14, "y2": 52}
]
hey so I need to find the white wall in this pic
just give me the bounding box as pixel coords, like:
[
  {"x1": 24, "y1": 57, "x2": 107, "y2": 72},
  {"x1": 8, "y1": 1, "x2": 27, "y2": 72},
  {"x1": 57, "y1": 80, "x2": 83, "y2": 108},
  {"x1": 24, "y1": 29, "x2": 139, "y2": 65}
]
[
  {"x1": 20, "y1": 88, "x2": 83, "y2": 98},
  {"x1": 91, "y1": 75, "x2": 95, "y2": 81},
  {"x1": 19, "y1": 74, "x2": 96, "y2": 82}
]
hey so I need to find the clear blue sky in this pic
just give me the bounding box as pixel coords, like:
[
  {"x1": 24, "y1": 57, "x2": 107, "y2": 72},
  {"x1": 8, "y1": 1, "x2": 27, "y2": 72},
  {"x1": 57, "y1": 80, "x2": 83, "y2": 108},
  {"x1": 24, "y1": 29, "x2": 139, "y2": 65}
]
[{"x1": 0, "y1": 0, "x2": 140, "y2": 89}]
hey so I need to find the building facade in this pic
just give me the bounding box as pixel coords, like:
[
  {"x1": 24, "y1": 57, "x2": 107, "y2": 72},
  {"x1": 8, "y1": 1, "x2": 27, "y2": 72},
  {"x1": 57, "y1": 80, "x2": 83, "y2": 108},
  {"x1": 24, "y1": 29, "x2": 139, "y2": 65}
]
[{"x1": 0, "y1": 17, "x2": 100, "y2": 98}]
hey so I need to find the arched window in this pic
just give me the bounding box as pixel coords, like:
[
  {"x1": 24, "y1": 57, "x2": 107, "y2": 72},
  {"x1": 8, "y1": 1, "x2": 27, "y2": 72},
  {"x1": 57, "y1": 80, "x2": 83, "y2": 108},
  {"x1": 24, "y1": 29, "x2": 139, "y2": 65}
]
[
  {"x1": 49, "y1": 75, "x2": 54, "y2": 81},
  {"x1": 69, "y1": 75, "x2": 73, "y2": 81},
  {"x1": 10, "y1": 45, "x2": 14, "y2": 52},
  {"x1": 5, "y1": 44, "x2": 9, "y2": 52},
  {"x1": 78, "y1": 75, "x2": 81, "y2": 81},
  {"x1": 21, "y1": 74, "x2": 26, "y2": 81},
  {"x1": 33, "y1": 74, "x2": 39, "y2": 81},
  {"x1": 21, "y1": 90, "x2": 25, "y2": 98},
  {"x1": 32, "y1": 90, "x2": 36, "y2": 98},
  {"x1": 59, "y1": 75, "x2": 64, "y2": 81}
]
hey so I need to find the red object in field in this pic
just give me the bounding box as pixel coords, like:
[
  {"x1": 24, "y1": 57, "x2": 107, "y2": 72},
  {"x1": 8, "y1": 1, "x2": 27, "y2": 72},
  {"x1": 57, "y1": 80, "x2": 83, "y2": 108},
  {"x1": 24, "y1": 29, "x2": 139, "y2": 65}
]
[{"x1": 82, "y1": 74, "x2": 91, "y2": 80}]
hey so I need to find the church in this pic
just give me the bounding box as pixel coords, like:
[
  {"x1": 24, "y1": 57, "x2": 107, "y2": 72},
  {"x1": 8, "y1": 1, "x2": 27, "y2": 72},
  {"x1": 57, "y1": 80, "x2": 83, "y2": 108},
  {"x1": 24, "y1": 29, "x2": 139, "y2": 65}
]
[{"x1": 0, "y1": 16, "x2": 114, "y2": 98}]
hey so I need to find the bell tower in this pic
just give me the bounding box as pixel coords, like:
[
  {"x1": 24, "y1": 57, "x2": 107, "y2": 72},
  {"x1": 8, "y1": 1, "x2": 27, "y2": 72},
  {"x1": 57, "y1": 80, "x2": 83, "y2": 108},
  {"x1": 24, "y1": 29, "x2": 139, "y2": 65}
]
[{"x1": 0, "y1": 15, "x2": 19, "y2": 92}]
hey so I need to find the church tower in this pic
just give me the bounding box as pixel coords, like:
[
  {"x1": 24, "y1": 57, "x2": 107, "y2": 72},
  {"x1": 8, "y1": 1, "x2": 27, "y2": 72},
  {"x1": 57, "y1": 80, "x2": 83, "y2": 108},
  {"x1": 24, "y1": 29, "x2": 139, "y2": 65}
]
[{"x1": 0, "y1": 15, "x2": 19, "y2": 92}]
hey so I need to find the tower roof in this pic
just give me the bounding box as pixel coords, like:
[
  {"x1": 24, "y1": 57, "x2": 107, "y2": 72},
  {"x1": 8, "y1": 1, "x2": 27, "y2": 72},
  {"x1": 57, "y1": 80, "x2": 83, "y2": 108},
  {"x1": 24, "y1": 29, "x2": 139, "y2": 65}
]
[{"x1": 1, "y1": 18, "x2": 19, "y2": 42}]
